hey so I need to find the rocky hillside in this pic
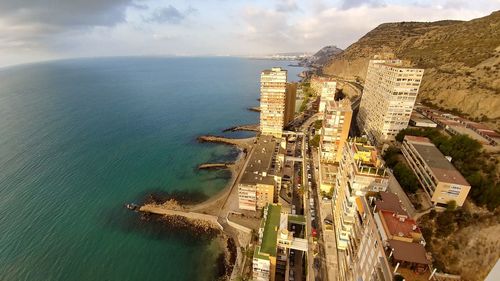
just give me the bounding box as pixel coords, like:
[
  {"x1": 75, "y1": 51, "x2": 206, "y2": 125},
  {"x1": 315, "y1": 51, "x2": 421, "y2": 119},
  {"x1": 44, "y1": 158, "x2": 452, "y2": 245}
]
[
  {"x1": 301, "y1": 45, "x2": 343, "y2": 67},
  {"x1": 322, "y1": 11, "x2": 500, "y2": 130}
]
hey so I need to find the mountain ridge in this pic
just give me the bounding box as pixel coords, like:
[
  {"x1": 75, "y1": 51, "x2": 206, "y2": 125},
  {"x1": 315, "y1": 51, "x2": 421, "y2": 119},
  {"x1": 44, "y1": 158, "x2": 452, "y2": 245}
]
[{"x1": 321, "y1": 11, "x2": 500, "y2": 130}]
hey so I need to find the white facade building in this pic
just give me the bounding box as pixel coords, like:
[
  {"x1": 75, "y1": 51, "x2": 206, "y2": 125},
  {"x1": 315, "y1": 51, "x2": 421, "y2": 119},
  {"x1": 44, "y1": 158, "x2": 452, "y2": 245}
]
[{"x1": 357, "y1": 59, "x2": 424, "y2": 143}]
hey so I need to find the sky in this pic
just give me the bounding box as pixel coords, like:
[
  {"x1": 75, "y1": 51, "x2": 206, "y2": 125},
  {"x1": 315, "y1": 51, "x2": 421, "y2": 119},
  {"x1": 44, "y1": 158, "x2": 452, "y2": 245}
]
[{"x1": 0, "y1": 0, "x2": 499, "y2": 67}]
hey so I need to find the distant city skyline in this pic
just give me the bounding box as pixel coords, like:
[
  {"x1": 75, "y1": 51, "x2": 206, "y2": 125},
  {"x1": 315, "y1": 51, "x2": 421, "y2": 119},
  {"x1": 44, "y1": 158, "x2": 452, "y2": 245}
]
[{"x1": 0, "y1": 0, "x2": 498, "y2": 67}]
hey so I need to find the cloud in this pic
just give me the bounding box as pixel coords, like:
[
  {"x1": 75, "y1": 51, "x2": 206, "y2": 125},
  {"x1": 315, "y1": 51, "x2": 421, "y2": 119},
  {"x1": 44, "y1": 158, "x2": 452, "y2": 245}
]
[
  {"x1": 0, "y1": 0, "x2": 137, "y2": 27},
  {"x1": 144, "y1": 5, "x2": 197, "y2": 24},
  {"x1": 340, "y1": 0, "x2": 385, "y2": 10},
  {"x1": 275, "y1": 0, "x2": 299, "y2": 12}
]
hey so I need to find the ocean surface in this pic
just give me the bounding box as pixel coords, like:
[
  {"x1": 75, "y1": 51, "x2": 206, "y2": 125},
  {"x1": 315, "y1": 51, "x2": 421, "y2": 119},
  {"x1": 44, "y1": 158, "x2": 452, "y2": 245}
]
[{"x1": 0, "y1": 57, "x2": 303, "y2": 281}]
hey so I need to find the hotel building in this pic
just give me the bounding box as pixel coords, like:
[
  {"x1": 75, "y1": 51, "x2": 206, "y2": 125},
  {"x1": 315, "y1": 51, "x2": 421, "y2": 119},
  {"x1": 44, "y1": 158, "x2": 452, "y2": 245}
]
[
  {"x1": 401, "y1": 135, "x2": 471, "y2": 206},
  {"x1": 332, "y1": 140, "x2": 389, "y2": 280},
  {"x1": 357, "y1": 59, "x2": 424, "y2": 144},
  {"x1": 260, "y1": 68, "x2": 287, "y2": 138},
  {"x1": 320, "y1": 99, "x2": 352, "y2": 163},
  {"x1": 238, "y1": 136, "x2": 283, "y2": 211}
]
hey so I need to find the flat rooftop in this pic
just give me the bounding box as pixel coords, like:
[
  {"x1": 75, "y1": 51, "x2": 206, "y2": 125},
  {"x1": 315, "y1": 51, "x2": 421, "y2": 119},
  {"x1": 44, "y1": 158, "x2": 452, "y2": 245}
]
[
  {"x1": 320, "y1": 163, "x2": 336, "y2": 185},
  {"x1": 388, "y1": 239, "x2": 430, "y2": 265},
  {"x1": 260, "y1": 204, "x2": 281, "y2": 257},
  {"x1": 410, "y1": 112, "x2": 436, "y2": 125},
  {"x1": 375, "y1": 192, "x2": 408, "y2": 216},
  {"x1": 240, "y1": 135, "x2": 279, "y2": 186},
  {"x1": 380, "y1": 210, "x2": 420, "y2": 239},
  {"x1": 404, "y1": 136, "x2": 469, "y2": 186},
  {"x1": 448, "y1": 124, "x2": 490, "y2": 144}
]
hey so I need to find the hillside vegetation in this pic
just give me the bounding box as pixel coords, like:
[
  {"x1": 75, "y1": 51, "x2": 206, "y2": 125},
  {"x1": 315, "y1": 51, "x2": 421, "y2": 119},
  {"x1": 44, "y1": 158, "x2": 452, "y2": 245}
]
[{"x1": 322, "y1": 11, "x2": 500, "y2": 130}]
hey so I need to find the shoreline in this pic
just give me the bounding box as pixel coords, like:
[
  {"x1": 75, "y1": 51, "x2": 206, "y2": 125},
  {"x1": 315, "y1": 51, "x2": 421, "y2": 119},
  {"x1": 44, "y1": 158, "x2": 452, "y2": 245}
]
[{"x1": 137, "y1": 134, "x2": 256, "y2": 280}]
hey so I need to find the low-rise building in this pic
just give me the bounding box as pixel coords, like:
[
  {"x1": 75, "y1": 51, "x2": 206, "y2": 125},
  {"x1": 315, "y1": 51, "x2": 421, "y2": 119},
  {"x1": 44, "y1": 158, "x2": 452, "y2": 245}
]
[
  {"x1": 238, "y1": 136, "x2": 282, "y2": 211},
  {"x1": 401, "y1": 135, "x2": 471, "y2": 206},
  {"x1": 409, "y1": 111, "x2": 437, "y2": 128},
  {"x1": 253, "y1": 204, "x2": 308, "y2": 281}
]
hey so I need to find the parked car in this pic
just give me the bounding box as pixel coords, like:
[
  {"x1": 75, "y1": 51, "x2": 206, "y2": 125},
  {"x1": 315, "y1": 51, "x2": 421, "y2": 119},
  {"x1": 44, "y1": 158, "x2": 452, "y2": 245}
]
[{"x1": 324, "y1": 219, "x2": 333, "y2": 225}]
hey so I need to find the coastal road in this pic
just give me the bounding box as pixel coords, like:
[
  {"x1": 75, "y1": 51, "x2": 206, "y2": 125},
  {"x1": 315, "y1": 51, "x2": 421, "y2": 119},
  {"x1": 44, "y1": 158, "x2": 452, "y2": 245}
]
[{"x1": 298, "y1": 113, "x2": 325, "y2": 281}]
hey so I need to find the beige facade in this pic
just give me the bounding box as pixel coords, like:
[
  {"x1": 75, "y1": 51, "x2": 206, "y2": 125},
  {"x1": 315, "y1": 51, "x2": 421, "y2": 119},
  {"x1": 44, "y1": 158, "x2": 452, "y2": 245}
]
[
  {"x1": 320, "y1": 99, "x2": 352, "y2": 163},
  {"x1": 336, "y1": 196, "x2": 393, "y2": 281},
  {"x1": 284, "y1": 83, "x2": 297, "y2": 126},
  {"x1": 333, "y1": 140, "x2": 388, "y2": 253},
  {"x1": 357, "y1": 59, "x2": 424, "y2": 144},
  {"x1": 260, "y1": 68, "x2": 287, "y2": 138},
  {"x1": 238, "y1": 136, "x2": 282, "y2": 211},
  {"x1": 401, "y1": 135, "x2": 471, "y2": 206},
  {"x1": 319, "y1": 163, "x2": 336, "y2": 193}
]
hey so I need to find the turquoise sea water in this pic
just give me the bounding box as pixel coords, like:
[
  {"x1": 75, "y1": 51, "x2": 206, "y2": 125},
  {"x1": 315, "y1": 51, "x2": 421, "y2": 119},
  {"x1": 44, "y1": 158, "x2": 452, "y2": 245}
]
[{"x1": 0, "y1": 57, "x2": 303, "y2": 281}]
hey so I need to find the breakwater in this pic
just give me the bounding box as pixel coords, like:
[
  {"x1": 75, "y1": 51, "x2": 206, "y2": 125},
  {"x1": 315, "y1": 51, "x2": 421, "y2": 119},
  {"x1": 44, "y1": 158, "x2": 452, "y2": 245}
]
[
  {"x1": 247, "y1": 106, "x2": 260, "y2": 112},
  {"x1": 198, "y1": 162, "x2": 234, "y2": 170},
  {"x1": 222, "y1": 124, "x2": 259, "y2": 132},
  {"x1": 197, "y1": 135, "x2": 254, "y2": 151}
]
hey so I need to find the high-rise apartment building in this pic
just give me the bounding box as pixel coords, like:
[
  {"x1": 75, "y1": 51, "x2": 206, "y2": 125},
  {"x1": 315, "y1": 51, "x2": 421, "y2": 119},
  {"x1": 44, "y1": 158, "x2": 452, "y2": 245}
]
[
  {"x1": 357, "y1": 59, "x2": 424, "y2": 143},
  {"x1": 310, "y1": 76, "x2": 337, "y2": 114},
  {"x1": 260, "y1": 68, "x2": 287, "y2": 138},
  {"x1": 338, "y1": 192, "x2": 430, "y2": 281},
  {"x1": 333, "y1": 140, "x2": 389, "y2": 280},
  {"x1": 320, "y1": 99, "x2": 352, "y2": 163}
]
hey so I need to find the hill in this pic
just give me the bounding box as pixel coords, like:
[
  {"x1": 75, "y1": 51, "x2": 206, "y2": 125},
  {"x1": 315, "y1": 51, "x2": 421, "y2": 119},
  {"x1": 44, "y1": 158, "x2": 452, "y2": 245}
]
[
  {"x1": 300, "y1": 45, "x2": 343, "y2": 67},
  {"x1": 321, "y1": 11, "x2": 500, "y2": 130}
]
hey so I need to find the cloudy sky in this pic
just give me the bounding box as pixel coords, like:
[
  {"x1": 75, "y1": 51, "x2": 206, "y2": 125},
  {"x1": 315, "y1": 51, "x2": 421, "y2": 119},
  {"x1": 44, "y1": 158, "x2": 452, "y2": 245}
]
[{"x1": 0, "y1": 0, "x2": 498, "y2": 67}]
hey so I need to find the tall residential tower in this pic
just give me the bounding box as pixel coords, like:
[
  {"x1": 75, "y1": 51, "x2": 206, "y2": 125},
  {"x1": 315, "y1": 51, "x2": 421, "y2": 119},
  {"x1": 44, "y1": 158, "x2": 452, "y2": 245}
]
[
  {"x1": 320, "y1": 99, "x2": 352, "y2": 163},
  {"x1": 260, "y1": 68, "x2": 287, "y2": 138},
  {"x1": 357, "y1": 59, "x2": 424, "y2": 144}
]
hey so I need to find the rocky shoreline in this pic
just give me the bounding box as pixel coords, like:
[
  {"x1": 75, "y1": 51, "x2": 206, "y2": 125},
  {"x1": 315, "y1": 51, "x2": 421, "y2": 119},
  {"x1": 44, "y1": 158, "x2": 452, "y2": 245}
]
[{"x1": 137, "y1": 205, "x2": 236, "y2": 281}]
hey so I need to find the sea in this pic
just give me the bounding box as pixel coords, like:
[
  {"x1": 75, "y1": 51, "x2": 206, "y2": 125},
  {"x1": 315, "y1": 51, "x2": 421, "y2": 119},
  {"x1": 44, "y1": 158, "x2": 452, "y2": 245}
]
[{"x1": 0, "y1": 57, "x2": 304, "y2": 281}]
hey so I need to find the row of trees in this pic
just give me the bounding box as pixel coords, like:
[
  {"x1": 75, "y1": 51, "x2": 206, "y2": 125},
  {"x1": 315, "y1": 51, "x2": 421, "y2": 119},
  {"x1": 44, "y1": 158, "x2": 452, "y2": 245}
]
[
  {"x1": 382, "y1": 147, "x2": 419, "y2": 194},
  {"x1": 395, "y1": 128, "x2": 499, "y2": 210}
]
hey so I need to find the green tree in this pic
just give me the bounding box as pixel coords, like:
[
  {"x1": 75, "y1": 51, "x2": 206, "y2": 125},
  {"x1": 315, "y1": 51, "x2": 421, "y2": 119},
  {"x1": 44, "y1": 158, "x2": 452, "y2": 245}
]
[
  {"x1": 393, "y1": 163, "x2": 419, "y2": 194},
  {"x1": 446, "y1": 200, "x2": 457, "y2": 211},
  {"x1": 383, "y1": 146, "x2": 401, "y2": 168},
  {"x1": 314, "y1": 120, "x2": 323, "y2": 130},
  {"x1": 309, "y1": 135, "x2": 320, "y2": 147}
]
